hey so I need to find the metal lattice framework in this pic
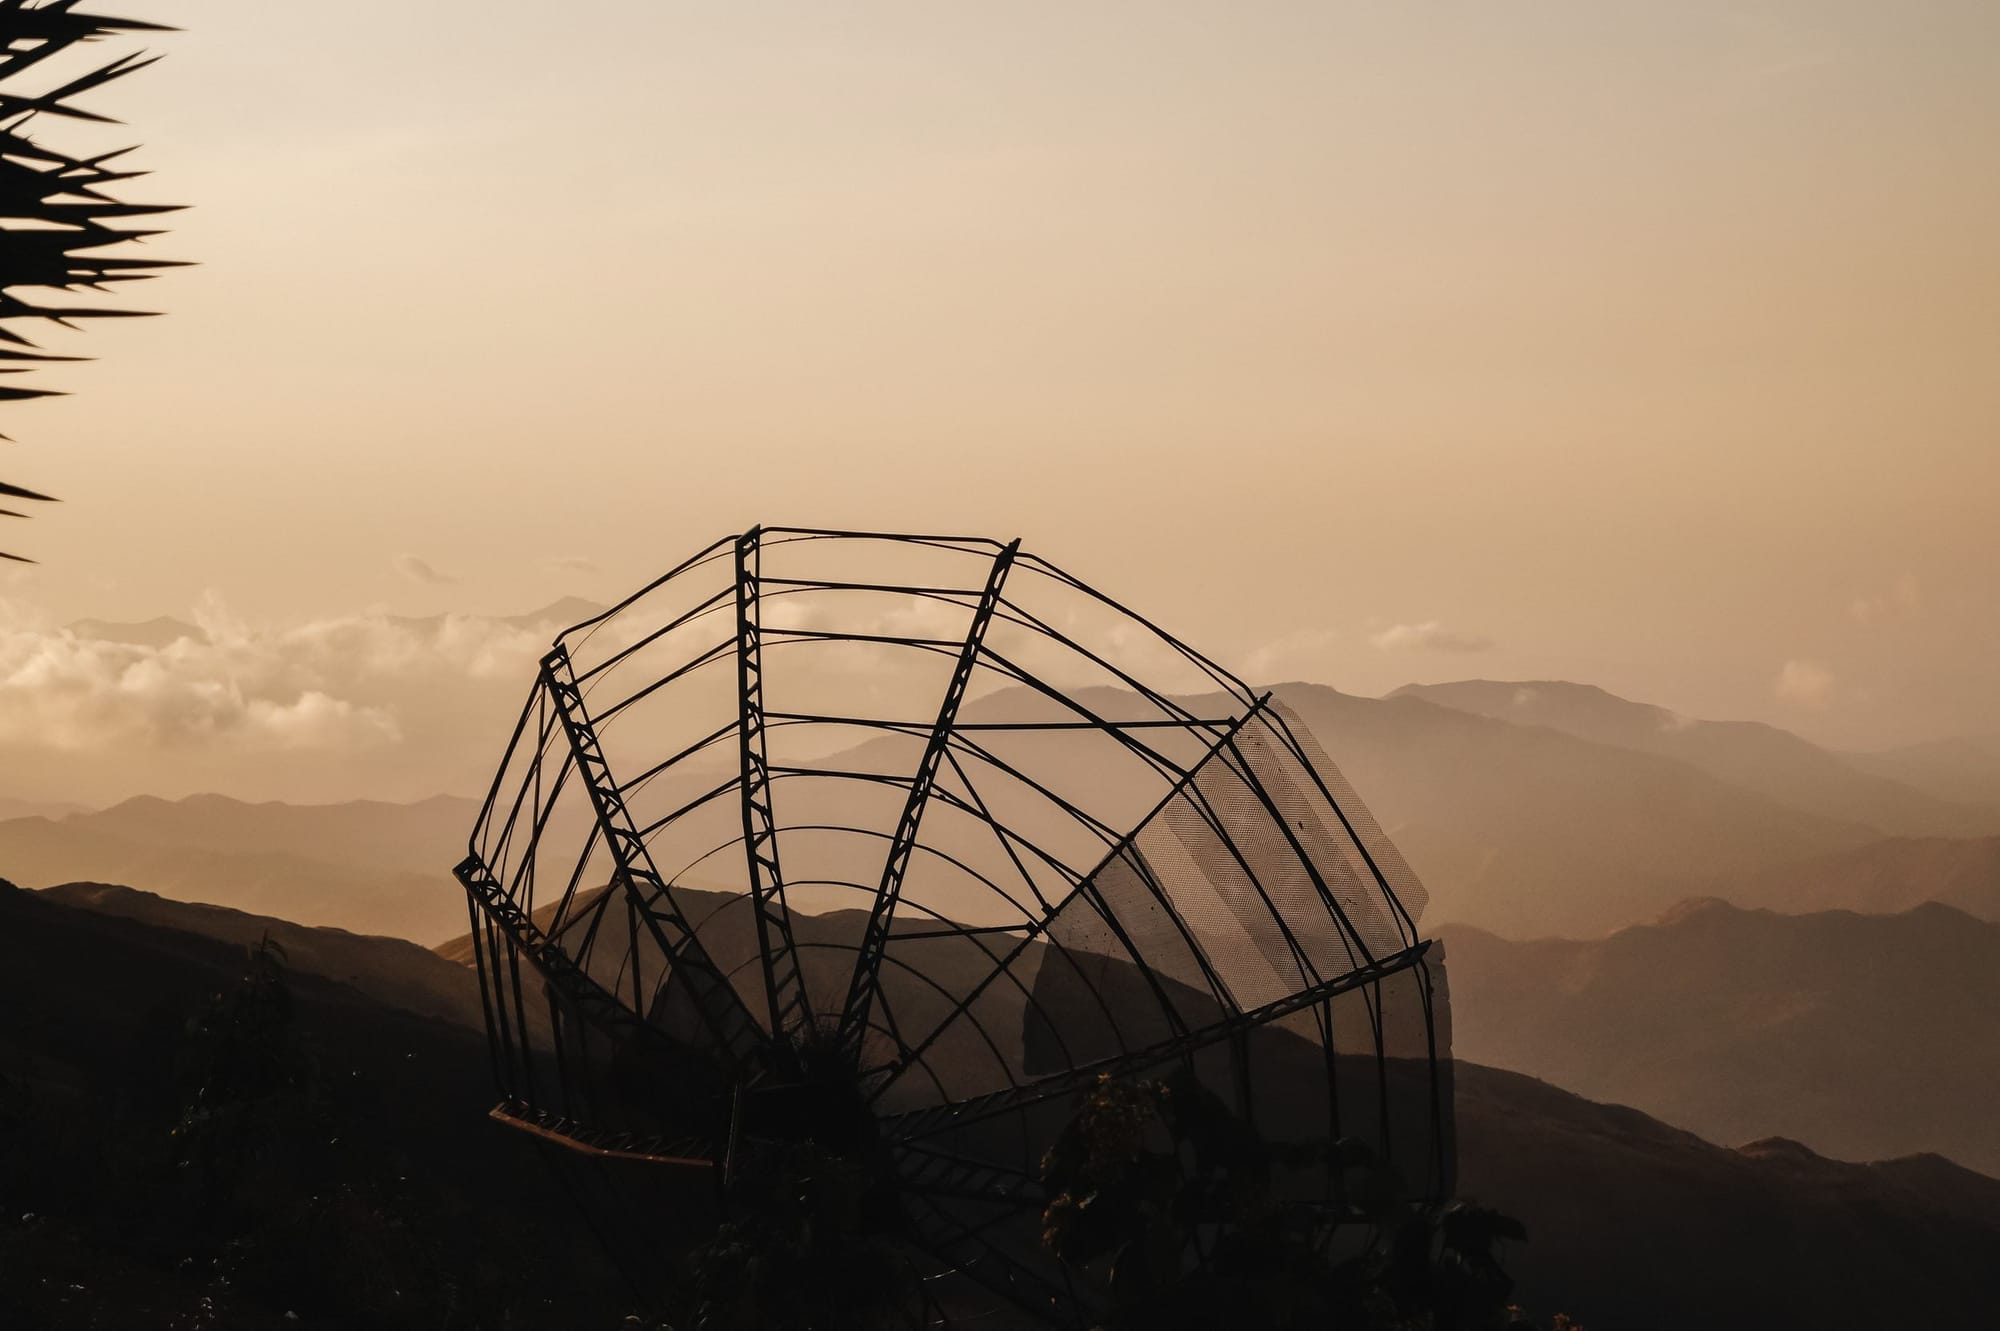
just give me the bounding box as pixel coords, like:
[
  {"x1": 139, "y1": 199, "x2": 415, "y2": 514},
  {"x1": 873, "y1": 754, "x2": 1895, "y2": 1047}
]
[{"x1": 457, "y1": 527, "x2": 1453, "y2": 1327}]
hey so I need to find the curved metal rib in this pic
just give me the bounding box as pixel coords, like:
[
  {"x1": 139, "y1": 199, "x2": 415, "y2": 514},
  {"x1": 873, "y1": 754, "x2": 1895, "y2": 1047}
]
[{"x1": 880, "y1": 940, "x2": 1435, "y2": 1147}]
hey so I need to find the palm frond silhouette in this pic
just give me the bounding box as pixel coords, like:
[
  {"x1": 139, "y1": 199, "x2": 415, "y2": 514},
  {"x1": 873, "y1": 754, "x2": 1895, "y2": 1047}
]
[{"x1": 0, "y1": 1, "x2": 181, "y2": 562}]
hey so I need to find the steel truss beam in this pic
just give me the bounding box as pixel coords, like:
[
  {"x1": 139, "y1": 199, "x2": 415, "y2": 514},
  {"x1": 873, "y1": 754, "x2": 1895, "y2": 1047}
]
[
  {"x1": 455, "y1": 853, "x2": 723, "y2": 1151},
  {"x1": 734, "y1": 527, "x2": 813, "y2": 1041},
  {"x1": 838, "y1": 539, "x2": 1019, "y2": 1050},
  {"x1": 539, "y1": 644, "x2": 763, "y2": 1067}
]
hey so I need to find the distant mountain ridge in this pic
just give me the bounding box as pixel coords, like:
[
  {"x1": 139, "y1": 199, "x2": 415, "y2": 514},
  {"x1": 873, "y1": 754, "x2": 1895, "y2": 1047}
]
[
  {"x1": 1442, "y1": 896, "x2": 2000, "y2": 1175},
  {"x1": 0, "y1": 794, "x2": 477, "y2": 943},
  {"x1": 4, "y1": 678, "x2": 1963, "y2": 946},
  {"x1": 68, "y1": 792, "x2": 479, "y2": 876},
  {"x1": 0, "y1": 797, "x2": 88, "y2": 822},
  {"x1": 1719, "y1": 833, "x2": 2000, "y2": 921},
  {"x1": 1393, "y1": 678, "x2": 2000, "y2": 838},
  {"x1": 1264, "y1": 682, "x2": 1881, "y2": 936},
  {"x1": 1846, "y1": 733, "x2": 2000, "y2": 808}
]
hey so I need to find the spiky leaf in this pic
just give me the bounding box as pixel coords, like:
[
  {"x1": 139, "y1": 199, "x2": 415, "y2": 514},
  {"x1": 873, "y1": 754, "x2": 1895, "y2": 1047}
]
[{"x1": 0, "y1": 1, "x2": 179, "y2": 561}]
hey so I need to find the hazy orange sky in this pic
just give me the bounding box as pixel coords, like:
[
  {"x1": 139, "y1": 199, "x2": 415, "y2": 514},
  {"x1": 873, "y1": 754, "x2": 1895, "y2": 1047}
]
[{"x1": 3, "y1": 0, "x2": 1997, "y2": 776}]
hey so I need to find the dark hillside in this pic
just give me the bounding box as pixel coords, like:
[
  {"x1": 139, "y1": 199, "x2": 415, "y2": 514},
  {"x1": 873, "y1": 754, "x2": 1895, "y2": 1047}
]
[
  {"x1": 0, "y1": 880, "x2": 631, "y2": 1329},
  {"x1": 40, "y1": 880, "x2": 487, "y2": 1029},
  {"x1": 1457, "y1": 1066, "x2": 2000, "y2": 1331},
  {"x1": 6, "y1": 881, "x2": 1999, "y2": 1329},
  {"x1": 1443, "y1": 899, "x2": 2000, "y2": 1174}
]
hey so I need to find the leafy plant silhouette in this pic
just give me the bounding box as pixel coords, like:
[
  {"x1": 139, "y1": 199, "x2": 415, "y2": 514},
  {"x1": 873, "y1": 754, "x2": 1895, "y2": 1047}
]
[
  {"x1": 1041, "y1": 1071, "x2": 1570, "y2": 1331},
  {"x1": 0, "y1": 0, "x2": 182, "y2": 561}
]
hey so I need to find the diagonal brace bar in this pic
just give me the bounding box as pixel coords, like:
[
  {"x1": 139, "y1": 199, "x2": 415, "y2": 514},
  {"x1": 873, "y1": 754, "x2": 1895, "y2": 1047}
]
[
  {"x1": 837, "y1": 539, "x2": 1019, "y2": 1050},
  {"x1": 540, "y1": 645, "x2": 763, "y2": 1067}
]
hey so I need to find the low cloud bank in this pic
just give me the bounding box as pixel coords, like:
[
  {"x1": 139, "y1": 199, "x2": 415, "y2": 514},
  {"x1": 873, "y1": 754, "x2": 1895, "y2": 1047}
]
[
  {"x1": 1368, "y1": 620, "x2": 1494, "y2": 654},
  {"x1": 0, "y1": 598, "x2": 586, "y2": 805}
]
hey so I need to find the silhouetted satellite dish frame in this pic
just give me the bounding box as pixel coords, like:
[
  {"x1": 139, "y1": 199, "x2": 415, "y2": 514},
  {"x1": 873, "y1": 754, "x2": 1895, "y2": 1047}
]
[{"x1": 456, "y1": 526, "x2": 1452, "y2": 1326}]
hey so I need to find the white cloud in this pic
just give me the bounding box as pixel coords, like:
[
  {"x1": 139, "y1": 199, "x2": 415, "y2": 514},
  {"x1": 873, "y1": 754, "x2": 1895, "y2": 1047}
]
[
  {"x1": 1848, "y1": 574, "x2": 1921, "y2": 627},
  {"x1": 1774, "y1": 659, "x2": 1837, "y2": 710},
  {"x1": 395, "y1": 554, "x2": 459, "y2": 585},
  {"x1": 246, "y1": 692, "x2": 403, "y2": 749},
  {"x1": 0, "y1": 612, "x2": 398, "y2": 754},
  {"x1": 1240, "y1": 628, "x2": 1337, "y2": 683},
  {"x1": 544, "y1": 555, "x2": 599, "y2": 575},
  {"x1": 0, "y1": 597, "x2": 568, "y2": 756},
  {"x1": 1367, "y1": 621, "x2": 1494, "y2": 654}
]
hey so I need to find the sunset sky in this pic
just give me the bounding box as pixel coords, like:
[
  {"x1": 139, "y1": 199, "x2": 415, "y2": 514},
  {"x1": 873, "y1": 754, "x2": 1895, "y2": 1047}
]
[{"x1": 3, "y1": 0, "x2": 1997, "y2": 800}]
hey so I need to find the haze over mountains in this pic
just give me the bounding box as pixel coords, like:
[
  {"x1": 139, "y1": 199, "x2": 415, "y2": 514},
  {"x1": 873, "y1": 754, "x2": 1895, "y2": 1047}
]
[
  {"x1": 1726, "y1": 833, "x2": 2000, "y2": 921},
  {"x1": 1395, "y1": 679, "x2": 2000, "y2": 838},
  {"x1": 1443, "y1": 898, "x2": 2000, "y2": 1176},
  {"x1": 1846, "y1": 733, "x2": 2000, "y2": 808},
  {"x1": 0, "y1": 797, "x2": 87, "y2": 822},
  {"x1": 0, "y1": 795, "x2": 477, "y2": 943},
  {"x1": 5, "y1": 672, "x2": 1996, "y2": 943},
  {"x1": 6, "y1": 649, "x2": 1996, "y2": 1181},
  {"x1": 1268, "y1": 681, "x2": 2000, "y2": 935}
]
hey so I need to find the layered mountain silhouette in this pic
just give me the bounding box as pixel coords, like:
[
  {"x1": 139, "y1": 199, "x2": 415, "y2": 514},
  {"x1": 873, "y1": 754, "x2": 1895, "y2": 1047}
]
[
  {"x1": 0, "y1": 797, "x2": 87, "y2": 822},
  {"x1": 1395, "y1": 678, "x2": 2000, "y2": 837},
  {"x1": 10, "y1": 677, "x2": 1996, "y2": 943},
  {"x1": 1847, "y1": 733, "x2": 2000, "y2": 808},
  {"x1": 12, "y1": 878, "x2": 1999, "y2": 1331},
  {"x1": 1263, "y1": 683, "x2": 1883, "y2": 936},
  {"x1": 1443, "y1": 898, "x2": 2000, "y2": 1175},
  {"x1": 433, "y1": 877, "x2": 2000, "y2": 1183},
  {"x1": 1457, "y1": 1068, "x2": 2000, "y2": 1331},
  {"x1": 40, "y1": 881, "x2": 485, "y2": 1029},
  {"x1": 8, "y1": 655, "x2": 1994, "y2": 1325},
  {"x1": 1723, "y1": 833, "x2": 2000, "y2": 920},
  {"x1": 0, "y1": 795, "x2": 478, "y2": 943}
]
